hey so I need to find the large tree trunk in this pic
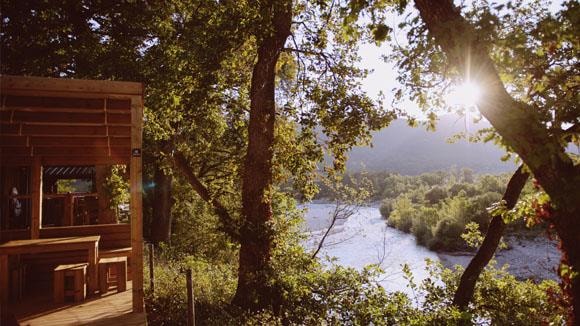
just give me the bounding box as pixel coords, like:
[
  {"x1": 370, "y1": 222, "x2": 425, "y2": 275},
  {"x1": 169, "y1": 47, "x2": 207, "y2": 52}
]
[
  {"x1": 150, "y1": 166, "x2": 173, "y2": 244},
  {"x1": 231, "y1": 1, "x2": 292, "y2": 311},
  {"x1": 453, "y1": 165, "x2": 529, "y2": 310},
  {"x1": 413, "y1": 0, "x2": 580, "y2": 322}
]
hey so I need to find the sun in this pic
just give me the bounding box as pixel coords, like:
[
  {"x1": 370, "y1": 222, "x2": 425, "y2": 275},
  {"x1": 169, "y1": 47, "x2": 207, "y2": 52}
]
[{"x1": 445, "y1": 81, "x2": 482, "y2": 108}]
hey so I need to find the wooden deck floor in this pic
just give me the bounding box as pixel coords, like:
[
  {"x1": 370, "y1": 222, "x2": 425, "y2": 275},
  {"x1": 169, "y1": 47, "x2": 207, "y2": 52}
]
[{"x1": 9, "y1": 281, "x2": 146, "y2": 326}]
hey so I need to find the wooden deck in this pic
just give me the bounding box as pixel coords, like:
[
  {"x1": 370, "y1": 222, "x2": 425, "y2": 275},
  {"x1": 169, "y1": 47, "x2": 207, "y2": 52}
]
[{"x1": 9, "y1": 281, "x2": 146, "y2": 326}]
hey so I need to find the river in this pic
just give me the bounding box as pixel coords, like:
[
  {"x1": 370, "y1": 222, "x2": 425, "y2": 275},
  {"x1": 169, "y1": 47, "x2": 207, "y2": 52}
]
[
  {"x1": 302, "y1": 203, "x2": 439, "y2": 293},
  {"x1": 302, "y1": 203, "x2": 559, "y2": 294}
]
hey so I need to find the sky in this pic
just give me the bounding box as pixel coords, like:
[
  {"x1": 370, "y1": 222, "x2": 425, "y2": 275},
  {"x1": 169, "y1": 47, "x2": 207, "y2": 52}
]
[{"x1": 355, "y1": 0, "x2": 566, "y2": 120}]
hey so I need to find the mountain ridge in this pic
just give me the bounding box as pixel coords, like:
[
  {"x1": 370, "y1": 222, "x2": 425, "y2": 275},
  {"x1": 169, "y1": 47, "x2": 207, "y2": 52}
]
[{"x1": 345, "y1": 115, "x2": 515, "y2": 175}]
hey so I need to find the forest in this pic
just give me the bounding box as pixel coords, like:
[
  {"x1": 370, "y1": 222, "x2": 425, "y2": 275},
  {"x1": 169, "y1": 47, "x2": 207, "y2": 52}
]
[{"x1": 1, "y1": 0, "x2": 579, "y2": 325}]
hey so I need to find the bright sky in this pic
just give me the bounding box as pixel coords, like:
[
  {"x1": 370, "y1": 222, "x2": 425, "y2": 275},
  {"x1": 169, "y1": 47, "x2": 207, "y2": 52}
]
[
  {"x1": 358, "y1": 41, "x2": 423, "y2": 117},
  {"x1": 357, "y1": 0, "x2": 565, "y2": 120}
]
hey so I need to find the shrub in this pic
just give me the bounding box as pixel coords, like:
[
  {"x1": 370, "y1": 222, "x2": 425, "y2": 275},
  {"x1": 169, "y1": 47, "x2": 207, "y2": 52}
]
[
  {"x1": 424, "y1": 186, "x2": 448, "y2": 204},
  {"x1": 429, "y1": 218, "x2": 465, "y2": 250},
  {"x1": 379, "y1": 198, "x2": 393, "y2": 217}
]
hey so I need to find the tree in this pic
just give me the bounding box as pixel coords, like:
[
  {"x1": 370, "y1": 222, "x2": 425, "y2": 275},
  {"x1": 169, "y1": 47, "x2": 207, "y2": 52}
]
[
  {"x1": 351, "y1": 0, "x2": 579, "y2": 321},
  {"x1": 230, "y1": 0, "x2": 396, "y2": 310},
  {"x1": 150, "y1": 167, "x2": 173, "y2": 244}
]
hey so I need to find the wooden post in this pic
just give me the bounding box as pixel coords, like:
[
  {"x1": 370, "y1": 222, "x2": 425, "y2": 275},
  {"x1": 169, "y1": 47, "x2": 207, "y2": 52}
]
[
  {"x1": 30, "y1": 157, "x2": 43, "y2": 238},
  {"x1": 130, "y1": 94, "x2": 144, "y2": 312},
  {"x1": 0, "y1": 254, "x2": 8, "y2": 303},
  {"x1": 186, "y1": 268, "x2": 195, "y2": 326},
  {"x1": 148, "y1": 243, "x2": 154, "y2": 295},
  {"x1": 64, "y1": 193, "x2": 74, "y2": 226},
  {"x1": 95, "y1": 165, "x2": 116, "y2": 224}
]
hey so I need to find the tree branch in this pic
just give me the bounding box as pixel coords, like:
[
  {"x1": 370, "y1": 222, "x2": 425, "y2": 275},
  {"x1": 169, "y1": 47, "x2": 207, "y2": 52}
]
[
  {"x1": 173, "y1": 150, "x2": 239, "y2": 240},
  {"x1": 452, "y1": 164, "x2": 529, "y2": 310}
]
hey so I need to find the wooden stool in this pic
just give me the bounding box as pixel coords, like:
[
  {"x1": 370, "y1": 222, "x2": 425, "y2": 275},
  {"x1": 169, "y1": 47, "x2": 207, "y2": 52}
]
[
  {"x1": 53, "y1": 263, "x2": 87, "y2": 303},
  {"x1": 99, "y1": 257, "x2": 127, "y2": 294}
]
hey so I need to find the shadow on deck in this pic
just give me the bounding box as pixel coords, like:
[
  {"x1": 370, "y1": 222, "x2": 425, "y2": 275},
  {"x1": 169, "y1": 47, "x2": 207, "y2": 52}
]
[{"x1": 8, "y1": 281, "x2": 146, "y2": 326}]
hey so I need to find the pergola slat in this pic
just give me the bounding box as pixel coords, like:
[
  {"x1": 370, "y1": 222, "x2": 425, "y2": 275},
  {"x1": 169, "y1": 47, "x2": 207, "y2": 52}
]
[
  {"x1": 1, "y1": 111, "x2": 107, "y2": 124},
  {"x1": 0, "y1": 124, "x2": 132, "y2": 137},
  {"x1": 33, "y1": 147, "x2": 131, "y2": 157},
  {"x1": 0, "y1": 122, "x2": 20, "y2": 134},
  {"x1": 107, "y1": 112, "x2": 132, "y2": 124},
  {"x1": 3, "y1": 95, "x2": 105, "y2": 109},
  {"x1": 0, "y1": 135, "x2": 28, "y2": 146},
  {"x1": 1, "y1": 75, "x2": 142, "y2": 96},
  {"x1": 1, "y1": 107, "x2": 130, "y2": 114}
]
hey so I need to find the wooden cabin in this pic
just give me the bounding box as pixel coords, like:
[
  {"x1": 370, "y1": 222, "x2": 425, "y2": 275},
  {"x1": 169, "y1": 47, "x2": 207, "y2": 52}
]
[{"x1": 0, "y1": 75, "x2": 145, "y2": 325}]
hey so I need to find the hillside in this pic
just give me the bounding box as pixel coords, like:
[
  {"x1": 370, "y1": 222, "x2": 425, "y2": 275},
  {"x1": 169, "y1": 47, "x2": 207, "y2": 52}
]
[{"x1": 345, "y1": 115, "x2": 516, "y2": 174}]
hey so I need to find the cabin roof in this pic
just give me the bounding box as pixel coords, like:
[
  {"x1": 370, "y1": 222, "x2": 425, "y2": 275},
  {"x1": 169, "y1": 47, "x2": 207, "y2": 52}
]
[{"x1": 0, "y1": 75, "x2": 143, "y2": 166}]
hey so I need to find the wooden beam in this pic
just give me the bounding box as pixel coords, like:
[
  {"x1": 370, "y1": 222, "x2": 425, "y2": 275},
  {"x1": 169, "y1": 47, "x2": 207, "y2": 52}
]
[
  {"x1": 0, "y1": 156, "x2": 33, "y2": 166},
  {"x1": 130, "y1": 94, "x2": 144, "y2": 312},
  {"x1": 0, "y1": 89, "x2": 141, "y2": 100},
  {"x1": 20, "y1": 124, "x2": 108, "y2": 136},
  {"x1": 0, "y1": 135, "x2": 28, "y2": 146},
  {"x1": 42, "y1": 156, "x2": 130, "y2": 166},
  {"x1": 1, "y1": 124, "x2": 131, "y2": 137},
  {"x1": 32, "y1": 146, "x2": 131, "y2": 157},
  {"x1": 30, "y1": 157, "x2": 43, "y2": 239},
  {"x1": 30, "y1": 136, "x2": 130, "y2": 147},
  {"x1": 1, "y1": 75, "x2": 143, "y2": 96},
  {"x1": 1, "y1": 111, "x2": 106, "y2": 124},
  {"x1": 0, "y1": 122, "x2": 20, "y2": 135},
  {"x1": 107, "y1": 98, "x2": 132, "y2": 110},
  {"x1": 1, "y1": 107, "x2": 124, "y2": 114},
  {"x1": 0, "y1": 147, "x2": 32, "y2": 157},
  {"x1": 0, "y1": 136, "x2": 132, "y2": 148},
  {"x1": 107, "y1": 112, "x2": 131, "y2": 124},
  {"x1": 1, "y1": 156, "x2": 129, "y2": 166},
  {"x1": 3, "y1": 95, "x2": 105, "y2": 109},
  {"x1": 1, "y1": 136, "x2": 128, "y2": 147}
]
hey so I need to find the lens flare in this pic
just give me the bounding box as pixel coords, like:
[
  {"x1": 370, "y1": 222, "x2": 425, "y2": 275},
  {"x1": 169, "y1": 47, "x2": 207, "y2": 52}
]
[{"x1": 445, "y1": 81, "x2": 481, "y2": 108}]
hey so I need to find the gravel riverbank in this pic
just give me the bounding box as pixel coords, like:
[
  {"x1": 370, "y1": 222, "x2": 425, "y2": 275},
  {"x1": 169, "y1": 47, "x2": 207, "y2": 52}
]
[{"x1": 438, "y1": 235, "x2": 560, "y2": 281}]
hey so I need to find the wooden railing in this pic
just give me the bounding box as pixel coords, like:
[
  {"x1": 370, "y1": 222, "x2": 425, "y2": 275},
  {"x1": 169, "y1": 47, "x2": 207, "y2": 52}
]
[
  {"x1": 43, "y1": 193, "x2": 98, "y2": 226},
  {"x1": 0, "y1": 229, "x2": 29, "y2": 242}
]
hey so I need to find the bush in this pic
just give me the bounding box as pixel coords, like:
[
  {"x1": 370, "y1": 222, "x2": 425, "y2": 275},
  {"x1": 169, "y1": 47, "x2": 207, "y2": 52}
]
[
  {"x1": 379, "y1": 199, "x2": 393, "y2": 218},
  {"x1": 145, "y1": 254, "x2": 237, "y2": 325},
  {"x1": 429, "y1": 218, "x2": 465, "y2": 250},
  {"x1": 424, "y1": 186, "x2": 448, "y2": 204}
]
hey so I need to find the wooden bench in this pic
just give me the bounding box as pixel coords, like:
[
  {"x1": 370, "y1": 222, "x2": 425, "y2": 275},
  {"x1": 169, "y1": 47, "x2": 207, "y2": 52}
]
[
  {"x1": 98, "y1": 257, "x2": 127, "y2": 294},
  {"x1": 54, "y1": 263, "x2": 87, "y2": 303},
  {"x1": 16, "y1": 224, "x2": 132, "y2": 286}
]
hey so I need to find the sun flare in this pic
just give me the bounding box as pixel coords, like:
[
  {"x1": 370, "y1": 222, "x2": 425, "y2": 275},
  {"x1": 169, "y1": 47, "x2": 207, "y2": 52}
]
[{"x1": 445, "y1": 81, "x2": 482, "y2": 108}]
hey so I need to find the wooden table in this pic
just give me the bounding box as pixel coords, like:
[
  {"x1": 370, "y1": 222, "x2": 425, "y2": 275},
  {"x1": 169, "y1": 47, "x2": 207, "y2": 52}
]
[{"x1": 0, "y1": 236, "x2": 100, "y2": 303}]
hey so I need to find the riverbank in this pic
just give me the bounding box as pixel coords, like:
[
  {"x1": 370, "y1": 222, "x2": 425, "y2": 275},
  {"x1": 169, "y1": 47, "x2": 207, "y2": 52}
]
[{"x1": 438, "y1": 235, "x2": 560, "y2": 281}]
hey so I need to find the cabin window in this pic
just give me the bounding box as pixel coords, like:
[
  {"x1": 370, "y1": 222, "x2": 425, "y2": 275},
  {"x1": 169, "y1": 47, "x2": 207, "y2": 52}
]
[{"x1": 41, "y1": 165, "x2": 129, "y2": 227}]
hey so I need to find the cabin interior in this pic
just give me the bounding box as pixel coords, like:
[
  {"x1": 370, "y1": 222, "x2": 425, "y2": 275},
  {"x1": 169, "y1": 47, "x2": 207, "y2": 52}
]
[{"x1": 0, "y1": 75, "x2": 145, "y2": 325}]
